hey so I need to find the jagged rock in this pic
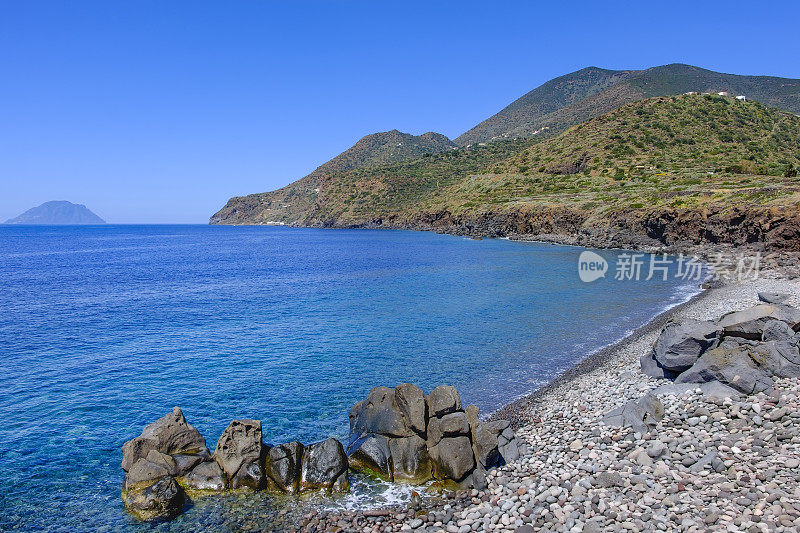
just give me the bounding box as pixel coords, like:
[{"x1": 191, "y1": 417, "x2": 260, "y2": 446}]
[
  {"x1": 265, "y1": 442, "x2": 304, "y2": 493},
  {"x1": 388, "y1": 435, "x2": 431, "y2": 483},
  {"x1": 603, "y1": 394, "x2": 664, "y2": 434},
  {"x1": 762, "y1": 319, "x2": 796, "y2": 342},
  {"x1": 640, "y1": 350, "x2": 679, "y2": 379},
  {"x1": 652, "y1": 320, "x2": 719, "y2": 372},
  {"x1": 121, "y1": 407, "x2": 207, "y2": 472},
  {"x1": 183, "y1": 461, "x2": 226, "y2": 491},
  {"x1": 758, "y1": 292, "x2": 790, "y2": 304},
  {"x1": 300, "y1": 438, "x2": 349, "y2": 493},
  {"x1": 122, "y1": 476, "x2": 185, "y2": 522},
  {"x1": 346, "y1": 433, "x2": 392, "y2": 480},
  {"x1": 676, "y1": 344, "x2": 773, "y2": 394},
  {"x1": 751, "y1": 340, "x2": 800, "y2": 378},
  {"x1": 124, "y1": 456, "x2": 173, "y2": 491},
  {"x1": 718, "y1": 304, "x2": 800, "y2": 340},
  {"x1": 427, "y1": 411, "x2": 470, "y2": 446},
  {"x1": 213, "y1": 419, "x2": 264, "y2": 489},
  {"x1": 426, "y1": 385, "x2": 462, "y2": 417},
  {"x1": 349, "y1": 387, "x2": 412, "y2": 439},
  {"x1": 466, "y1": 405, "x2": 501, "y2": 469},
  {"x1": 394, "y1": 383, "x2": 427, "y2": 435},
  {"x1": 172, "y1": 452, "x2": 207, "y2": 476},
  {"x1": 429, "y1": 436, "x2": 475, "y2": 482}
]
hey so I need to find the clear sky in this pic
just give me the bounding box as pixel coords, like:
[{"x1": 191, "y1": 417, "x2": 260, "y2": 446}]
[{"x1": 1, "y1": 1, "x2": 799, "y2": 223}]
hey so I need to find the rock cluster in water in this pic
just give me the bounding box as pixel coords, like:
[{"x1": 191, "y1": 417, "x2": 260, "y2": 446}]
[
  {"x1": 347, "y1": 384, "x2": 522, "y2": 490},
  {"x1": 120, "y1": 384, "x2": 520, "y2": 521},
  {"x1": 120, "y1": 410, "x2": 348, "y2": 521}
]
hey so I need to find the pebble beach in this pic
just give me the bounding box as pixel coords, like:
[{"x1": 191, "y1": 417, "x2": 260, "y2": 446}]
[{"x1": 300, "y1": 273, "x2": 800, "y2": 532}]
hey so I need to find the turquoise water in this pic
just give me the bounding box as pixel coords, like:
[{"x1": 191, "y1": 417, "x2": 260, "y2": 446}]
[{"x1": 0, "y1": 225, "x2": 698, "y2": 531}]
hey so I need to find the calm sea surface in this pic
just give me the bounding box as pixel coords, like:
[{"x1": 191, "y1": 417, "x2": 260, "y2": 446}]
[{"x1": 0, "y1": 225, "x2": 698, "y2": 531}]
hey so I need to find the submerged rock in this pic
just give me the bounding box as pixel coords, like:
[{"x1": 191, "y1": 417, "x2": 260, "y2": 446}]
[{"x1": 121, "y1": 476, "x2": 185, "y2": 522}]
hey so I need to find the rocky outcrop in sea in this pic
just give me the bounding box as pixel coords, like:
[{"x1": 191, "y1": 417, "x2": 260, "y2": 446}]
[{"x1": 120, "y1": 385, "x2": 521, "y2": 522}]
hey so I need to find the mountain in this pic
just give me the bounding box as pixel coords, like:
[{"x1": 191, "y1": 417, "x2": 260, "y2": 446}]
[
  {"x1": 212, "y1": 95, "x2": 800, "y2": 250},
  {"x1": 455, "y1": 64, "x2": 800, "y2": 146},
  {"x1": 211, "y1": 130, "x2": 455, "y2": 224},
  {"x1": 4, "y1": 201, "x2": 106, "y2": 224}
]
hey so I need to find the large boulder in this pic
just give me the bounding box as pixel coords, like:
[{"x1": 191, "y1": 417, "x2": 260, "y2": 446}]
[
  {"x1": 652, "y1": 320, "x2": 720, "y2": 372},
  {"x1": 427, "y1": 411, "x2": 470, "y2": 446},
  {"x1": 346, "y1": 433, "x2": 392, "y2": 480},
  {"x1": 213, "y1": 419, "x2": 264, "y2": 490},
  {"x1": 466, "y1": 405, "x2": 501, "y2": 469},
  {"x1": 428, "y1": 436, "x2": 475, "y2": 482},
  {"x1": 300, "y1": 438, "x2": 349, "y2": 493},
  {"x1": 758, "y1": 292, "x2": 791, "y2": 304},
  {"x1": 265, "y1": 441, "x2": 304, "y2": 493},
  {"x1": 394, "y1": 383, "x2": 427, "y2": 434},
  {"x1": 718, "y1": 304, "x2": 800, "y2": 340},
  {"x1": 751, "y1": 340, "x2": 800, "y2": 378},
  {"x1": 124, "y1": 453, "x2": 175, "y2": 491},
  {"x1": 676, "y1": 344, "x2": 773, "y2": 395},
  {"x1": 640, "y1": 350, "x2": 679, "y2": 380},
  {"x1": 122, "y1": 476, "x2": 185, "y2": 522},
  {"x1": 121, "y1": 407, "x2": 207, "y2": 472},
  {"x1": 349, "y1": 387, "x2": 414, "y2": 440},
  {"x1": 427, "y1": 385, "x2": 462, "y2": 417}
]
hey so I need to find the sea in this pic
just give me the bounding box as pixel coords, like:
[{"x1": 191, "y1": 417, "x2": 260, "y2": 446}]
[{"x1": 0, "y1": 225, "x2": 700, "y2": 531}]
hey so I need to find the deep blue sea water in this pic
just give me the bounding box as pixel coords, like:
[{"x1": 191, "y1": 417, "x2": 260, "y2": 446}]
[{"x1": 0, "y1": 225, "x2": 699, "y2": 531}]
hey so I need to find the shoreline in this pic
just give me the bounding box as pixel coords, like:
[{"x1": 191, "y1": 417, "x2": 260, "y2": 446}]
[{"x1": 488, "y1": 280, "x2": 714, "y2": 429}]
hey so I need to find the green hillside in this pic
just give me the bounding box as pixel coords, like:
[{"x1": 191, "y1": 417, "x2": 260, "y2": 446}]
[
  {"x1": 213, "y1": 95, "x2": 800, "y2": 227},
  {"x1": 455, "y1": 64, "x2": 800, "y2": 146}
]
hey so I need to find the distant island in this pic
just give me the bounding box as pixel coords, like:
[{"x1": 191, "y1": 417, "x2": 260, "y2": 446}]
[{"x1": 4, "y1": 201, "x2": 106, "y2": 225}]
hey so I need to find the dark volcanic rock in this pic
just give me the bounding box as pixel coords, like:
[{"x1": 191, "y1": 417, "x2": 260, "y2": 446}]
[
  {"x1": 676, "y1": 344, "x2": 773, "y2": 394},
  {"x1": 183, "y1": 461, "x2": 226, "y2": 491},
  {"x1": 394, "y1": 383, "x2": 427, "y2": 435},
  {"x1": 653, "y1": 320, "x2": 719, "y2": 372},
  {"x1": 388, "y1": 435, "x2": 431, "y2": 483},
  {"x1": 265, "y1": 442, "x2": 304, "y2": 494},
  {"x1": 346, "y1": 433, "x2": 392, "y2": 480},
  {"x1": 300, "y1": 438, "x2": 349, "y2": 493},
  {"x1": 427, "y1": 386, "x2": 462, "y2": 417},
  {"x1": 121, "y1": 407, "x2": 207, "y2": 472},
  {"x1": 429, "y1": 436, "x2": 475, "y2": 482},
  {"x1": 122, "y1": 476, "x2": 185, "y2": 522},
  {"x1": 213, "y1": 419, "x2": 264, "y2": 490}
]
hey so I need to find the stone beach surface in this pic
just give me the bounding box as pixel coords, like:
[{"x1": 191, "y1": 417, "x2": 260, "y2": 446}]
[{"x1": 299, "y1": 273, "x2": 800, "y2": 532}]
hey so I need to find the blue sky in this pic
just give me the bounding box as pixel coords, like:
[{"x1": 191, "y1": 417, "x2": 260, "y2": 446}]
[{"x1": 1, "y1": 1, "x2": 799, "y2": 223}]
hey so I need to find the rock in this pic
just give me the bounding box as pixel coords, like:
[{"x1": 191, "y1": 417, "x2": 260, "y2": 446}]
[
  {"x1": 762, "y1": 319, "x2": 797, "y2": 342},
  {"x1": 758, "y1": 292, "x2": 791, "y2": 304},
  {"x1": 183, "y1": 461, "x2": 226, "y2": 491},
  {"x1": 172, "y1": 453, "x2": 206, "y2": 476},
  {"x1": 265, "y1": 442, "x2": 304, "y2": 493},
  {"x1": 647, "y1": 441, "x2": 667, "y2": 458},
  {"x1": 429, "y1": 436, "x2": 475, "y2": 482},
  {"x1": 468, "y1": 414, "x2": 501, "y2": 469},
  {"x1": 122, "y1": 476, "x2": 185, "y2": 522},
  {"x1": 427, "y1": 385, "x2": 462, "y2": 418},
  {"x1": 121, "y1": 407, "x2": 207, "y2": 472},
  {"x1": 676, "y1": 344, "x2": 774, "y2": 394},
  {"x1": 213, "y1": 419, "x2": 264, "y2": 489},
  {"x1": 124, "y1": 457, "x2": 173, "y2": 491},
  {"x1": 640, "y1": 350, "x2": 679, "y2": 379},
  {"x1": 596, "y1": 471, "x2": 624, "y2": 488},
  {"x1": 300, "y1": 438, "x2": 349, "y2": 493},
  {"x1": 602, "y1": 394, "x2": 663, "y2": 434},
  {"x1": 347, "y1": 433, "x2": 393, "y2": 480},
  {"x1": 349, "y1": 387, "x2": 413, "y2": 439},
  {"x1": 394, "y1": 383, "x2": 427, "y2": 435},
  {"x1": 388, "y1": 435, "x2": 431, "y2": 483},
  {"x1": 428, "y1": 412, "x2": 470, "y2": 446},
  {"x1": 718, "y1": 304, "x2": 800, "y2": 340},
  {"x1": 751, "y1": 340, "x2": 800, "y2": 378},
  {"x1": 652, "y1": 320, "x2": 720, "y2": 371}
]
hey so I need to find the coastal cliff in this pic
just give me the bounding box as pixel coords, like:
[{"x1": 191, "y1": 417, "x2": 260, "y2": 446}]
[{"x1": 212, "y1": 93, "x2": 800, "y2": 254}]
